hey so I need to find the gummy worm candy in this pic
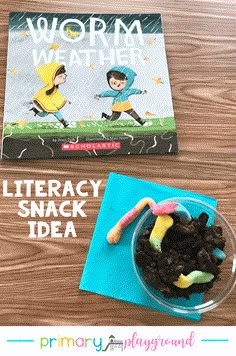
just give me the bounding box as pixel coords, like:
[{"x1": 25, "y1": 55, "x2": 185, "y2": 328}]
[
  {"x1": 174, "y1": 270, "x2": 214, "y2": 289},
  {"x1": 213, "y1": 247, "x2": 226, "y2": 260},
  {"x1": 149, "y1": 215, "x2": 174, "y2": 251},
  {"x1": 149, "y1": 214, "x2": 215, "y2": 287},
  {"x1": 107, "y1": 198, "x2": 179, "y2": 244}
]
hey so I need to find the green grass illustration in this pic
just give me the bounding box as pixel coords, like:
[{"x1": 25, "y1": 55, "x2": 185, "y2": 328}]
[{"x1": 3, "y1": 117, "x2": 176, "y2": 139}]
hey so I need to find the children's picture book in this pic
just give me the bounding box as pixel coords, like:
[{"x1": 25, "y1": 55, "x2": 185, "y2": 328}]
[{"x1": 1, "y1": 12, "x2": 178, "y2": 160}]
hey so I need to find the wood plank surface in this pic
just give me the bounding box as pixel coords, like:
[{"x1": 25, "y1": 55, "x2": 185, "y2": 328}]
[{"x1": 0, "y1": 0, "x2": 235, "y2": 326}]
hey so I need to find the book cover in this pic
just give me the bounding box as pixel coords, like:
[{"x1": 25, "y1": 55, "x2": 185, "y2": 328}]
[{"x1": 1, "y1": 12, "x2": 178, "y2": 160}]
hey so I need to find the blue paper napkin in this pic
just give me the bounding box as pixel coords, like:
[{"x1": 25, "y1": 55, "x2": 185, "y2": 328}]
[{"x1": 79, "y1": 172, "x2": 217, "y2": 321}]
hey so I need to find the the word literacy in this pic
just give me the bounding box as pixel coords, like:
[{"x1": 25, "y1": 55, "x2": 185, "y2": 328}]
[{"x1": 2, "y1": 179, "x2": 101, "y2": 198}]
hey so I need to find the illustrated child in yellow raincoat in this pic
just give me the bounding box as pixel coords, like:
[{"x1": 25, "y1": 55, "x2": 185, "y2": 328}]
[{"x1": 31, "y1": 62, "x2": 70, "y2": 128}]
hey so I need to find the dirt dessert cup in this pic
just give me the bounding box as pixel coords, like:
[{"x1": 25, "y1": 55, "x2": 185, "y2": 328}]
[{"x1": 131, "y1": 197, "x2": 236, "y2": 314}]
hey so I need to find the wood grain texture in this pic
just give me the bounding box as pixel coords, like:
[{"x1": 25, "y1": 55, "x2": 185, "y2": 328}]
[{"x1": 0, "y1": 0, "x2": 235, "y2": 326}]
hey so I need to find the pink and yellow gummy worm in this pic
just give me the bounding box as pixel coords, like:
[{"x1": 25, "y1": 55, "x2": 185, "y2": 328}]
[{"x1": 107, "y1": 197, "x2": 178, "y2": 244}]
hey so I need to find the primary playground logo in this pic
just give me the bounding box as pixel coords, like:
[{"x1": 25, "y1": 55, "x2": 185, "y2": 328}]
[{"x1": 39, "y1": 331, "x2": 195, "y2": 352}]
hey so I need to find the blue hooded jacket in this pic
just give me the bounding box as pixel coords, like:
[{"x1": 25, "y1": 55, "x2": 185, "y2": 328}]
[{"x1": 98, "y1": 66, "x2": 142, "y2": 112}]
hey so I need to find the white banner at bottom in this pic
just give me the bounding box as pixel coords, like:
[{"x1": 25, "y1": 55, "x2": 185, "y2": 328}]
[{"x1": 0, "y1": 326, "x2": 234, "y2": 355}]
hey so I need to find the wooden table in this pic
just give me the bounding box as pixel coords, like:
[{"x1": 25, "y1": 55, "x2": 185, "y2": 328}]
[{"x1": 0, "y1": 0, "x2": 235, "y2": 326}]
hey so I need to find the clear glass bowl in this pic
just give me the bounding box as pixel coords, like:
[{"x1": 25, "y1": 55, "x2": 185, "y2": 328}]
[{"x1": 131, "y1": 197, "x2": 236, "y2": 314}]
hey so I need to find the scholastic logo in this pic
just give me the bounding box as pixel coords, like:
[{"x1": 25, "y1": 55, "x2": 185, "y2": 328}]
[{"x1": 62, "y1": 142, "x2": 121, "y2": 151}]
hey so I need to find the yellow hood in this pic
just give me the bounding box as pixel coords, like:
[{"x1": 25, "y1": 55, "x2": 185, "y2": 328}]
[{"x1": 36, "y1": 62, "x2": 64, "y2": 86}]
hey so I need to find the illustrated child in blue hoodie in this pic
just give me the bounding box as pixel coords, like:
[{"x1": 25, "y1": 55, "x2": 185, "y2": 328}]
[{"x1": 95, "y1": 66, "x2": 150, "y2": 126}]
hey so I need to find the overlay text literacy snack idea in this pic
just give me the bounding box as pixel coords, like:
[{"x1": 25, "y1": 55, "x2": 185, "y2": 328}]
[{"x1": 2, "y1": 179, "x2": 102, "y2": 238}]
